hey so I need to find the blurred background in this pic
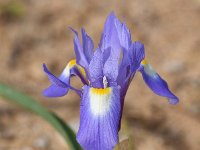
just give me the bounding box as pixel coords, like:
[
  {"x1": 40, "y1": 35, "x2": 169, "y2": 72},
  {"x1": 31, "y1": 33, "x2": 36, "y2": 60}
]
[{"x1": 0, "y1": 0, "x2": 200, "y2": 149}]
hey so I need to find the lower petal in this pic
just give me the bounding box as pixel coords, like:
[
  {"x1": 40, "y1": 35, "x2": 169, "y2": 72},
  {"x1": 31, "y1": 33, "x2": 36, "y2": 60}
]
[
  {"x1": 139, "y1": 60, "x2": 179, "y2": 104},
  {"x1": 43, "y1": 63, "x2": 81, "y2": 97},
  {"x1": 77, "y1": 85, "x2": 121, "y2": 150},
  {"x1": 43, "y1": 85, "x2": 69, "y2": 97}
]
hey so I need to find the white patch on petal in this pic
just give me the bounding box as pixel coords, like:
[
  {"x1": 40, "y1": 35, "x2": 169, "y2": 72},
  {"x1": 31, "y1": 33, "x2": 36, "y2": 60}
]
[
  {"x1": 144, "y1": 64, "x2": 157, "y2": 78},
  {"x1": 60, "y1": 65, "x2": 70, "y2": 78},
  {"x1": 60, "y1": 59, "x2": 86, "y2": 79},
  {"x1": 60, "y1": 59, "x2": 76, "y2": 79},
  {"x1": 89, "y1": 88, "x2": 112, "y2": 116}
]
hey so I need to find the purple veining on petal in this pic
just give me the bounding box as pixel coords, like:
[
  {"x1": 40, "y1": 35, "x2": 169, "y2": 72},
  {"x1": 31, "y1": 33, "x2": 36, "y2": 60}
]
[
  {"x1": 88, "y1": 48, "x2": 104, "y2": 88},
  {"x1": 77, "y1": 85, "x2": 121, "y2": 150}
]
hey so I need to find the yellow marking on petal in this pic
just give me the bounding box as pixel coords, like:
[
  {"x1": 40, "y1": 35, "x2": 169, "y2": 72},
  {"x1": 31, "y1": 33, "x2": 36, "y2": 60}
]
[
  {"x1": 77, "y1": 65, "x2": 86, "y2": 78},
  {"x1": 141, "y1": 59, "x2": 148, "y2": 66},
  {"x1": 68, "y1": 59, "x2": 86, "y2": 78},
  {"x1": 91, "y1": 87, "x2": 111, "y2": 95},
  {"x1": 68, "y1": 59, "x2": 76, "y2": 68},
  {"x1": 141, "y1": 59, "x2": 157, "y2": 77}
]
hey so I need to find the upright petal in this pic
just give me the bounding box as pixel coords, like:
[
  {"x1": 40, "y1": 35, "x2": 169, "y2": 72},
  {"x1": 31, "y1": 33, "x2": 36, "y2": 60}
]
[
  {"x1": 100, "y1": 12, "x2": 121, "y2": 56},
  {"x1": 103, "y1": 47, "x2": 119, "y2": 86},
  {"x1": 77, "y1": 85, "x2": 121, "y2": 150},
  {"x1": 117, "y1": 48, "x2": 130, "y2": 87},
  {"x1": 114, "y1": 18, "x2": 131, "y2": 50},
  {"x1": 69, "y1": 28, "x2": 89, "y2": 69},
  {"x1": 118, "y1": 42, "x2": 145, "y2": 93},
  {"x1": 88, "y1": 48, "x2": 104, "y2": 88},
  {"x1": 129, "y1": 41, "x2": 145, "y2": 73},
  {"x1": 81, "y1": 28, "x2": 94, "y2": 63},
  {"x1": 139, "y1": 59, "x2": 179, "y2": 104}
]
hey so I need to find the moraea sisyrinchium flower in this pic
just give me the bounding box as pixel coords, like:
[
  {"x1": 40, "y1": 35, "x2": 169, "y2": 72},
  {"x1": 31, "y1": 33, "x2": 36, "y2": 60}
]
[{"x1": 43, "y1": 12, "x2": 179, "y2": 150}]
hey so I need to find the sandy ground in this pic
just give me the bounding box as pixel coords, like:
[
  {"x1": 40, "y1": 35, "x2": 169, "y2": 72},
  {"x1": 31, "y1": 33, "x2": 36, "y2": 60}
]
[{"x1": 0, "y1": 0, "x2": 200, "y2": 149}]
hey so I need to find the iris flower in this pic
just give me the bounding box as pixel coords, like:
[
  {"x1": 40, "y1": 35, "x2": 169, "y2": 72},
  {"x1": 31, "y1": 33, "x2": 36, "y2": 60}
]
[{"x1": 43, "y1": 12, "x2": 179, "y2": 150}]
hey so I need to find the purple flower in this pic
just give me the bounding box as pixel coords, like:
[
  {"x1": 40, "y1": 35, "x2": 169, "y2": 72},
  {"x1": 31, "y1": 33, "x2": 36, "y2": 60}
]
[{"x1": 43, "y1": 12, "x2": 179, "y2": 150}]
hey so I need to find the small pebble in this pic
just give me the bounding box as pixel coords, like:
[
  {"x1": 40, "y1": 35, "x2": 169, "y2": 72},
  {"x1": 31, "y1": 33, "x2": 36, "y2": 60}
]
[
  {"x1": 69, "y1": 119, "x2": 80, "y2": 132},
  {"x1": 21, "y1": 147, "x2": 33, "y2": 150},
  {"x1": 34, "y1": 136, "x2": 49, "y2": 148},
  {"x1": 162, "y1": 61, "x2": 185, "y2": 74},
  {"x1": 190, "y1": 78, "x2": 200, "y2": 87}
]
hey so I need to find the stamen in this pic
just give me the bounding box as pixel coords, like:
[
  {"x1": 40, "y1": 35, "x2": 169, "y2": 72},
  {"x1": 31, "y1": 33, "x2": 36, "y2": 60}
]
[{"x1": 103, "y1": 76, "x2": 108, "y2": 88}]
